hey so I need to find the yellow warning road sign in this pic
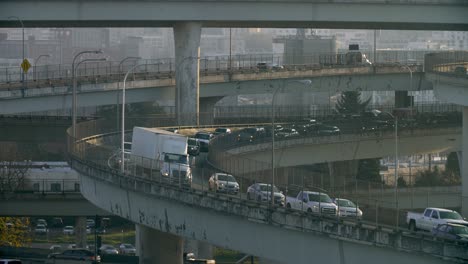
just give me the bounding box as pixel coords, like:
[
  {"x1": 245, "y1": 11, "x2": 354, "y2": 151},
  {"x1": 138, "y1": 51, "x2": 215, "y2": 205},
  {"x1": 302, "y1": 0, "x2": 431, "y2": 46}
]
[{"x1": 21, "y1": 59, "x2": 31, "y2": 73}]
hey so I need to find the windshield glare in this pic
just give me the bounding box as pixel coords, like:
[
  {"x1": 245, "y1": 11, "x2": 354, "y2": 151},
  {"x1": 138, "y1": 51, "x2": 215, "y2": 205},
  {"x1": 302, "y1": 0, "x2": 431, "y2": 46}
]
[
  {"x1": 164, "y1": 154, "x2": 189, "y2": 165},
  {"x1": 439, "y1": 211, "x2": 463, "y2": 220},
  {"x1": 196, "y1": 134, "x2": 211, "y2": 140},
  {"x1": 259, "y1": 185, "x2": 279, "y2": 192},
  {"x1": 337, "y1": 199, "x2": 356, "y2": 207},
  {"x1": 188, "y1": 139, "x2": 198, "y2": 146},
  {"x1": 308, "y1": 193, "x2": 333, "y2": 203},
  {"x1": 218, "y1": 174, "x2": 236, "y2": 182}
]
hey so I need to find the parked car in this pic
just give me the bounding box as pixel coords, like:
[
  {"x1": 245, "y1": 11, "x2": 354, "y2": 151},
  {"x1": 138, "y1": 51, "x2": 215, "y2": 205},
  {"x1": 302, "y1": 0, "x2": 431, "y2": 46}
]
[
  {"x1": 406, "y1": 207, "x2": 468, "y2": 232},
  {"x1": 285, "y1": 191, "x2": 338, "y2": 216},
  {"x1": 237, "y1": 127, "x2": 266, "y2": 142},
  {"x1": 86, "y1": 219, "x2": 95, "y2": 228},
  {"x1": 194, "y1": 132, "x2": 214, "y2": 152},
  {"x1": 95, "y1": 227, "x2": 106, "y2": 234},
  {"x1": 432, "y1": 223, "x2": 468, "y2": 241},
  {"x1": 49, "y1": 245, "x2": 62, "y2": 253},
  {"x1": 118, "y1": 243, "x2": 136, "y2": 255},
  {"x1": 63, "y1": 225, "x2": 74, "y2": 235},
  {"x1": 208, "y1": 173, "x2": 239, "y2": 194},
  {"x1": 187, "y1": 138, "x2": 200, "y2": 156},
  {"x1": 48, "y1": 249, "x2": 100, "y2": 263},
  {"x1": 36, "y1": 219, "x2": 47, "y2": 227},
  {"x1": 333, "y1": 198, "x2": 363, "y2": 219},
  {"x1": 34, "y1": 224, "x2": 48, "y2": 234},
  {"x1": 52, "y1": 217, "x2": 63, "y2": 227},
  {"x1": 214, "y1": 127, "x2": 231, "y2": 136},
  {"x1": 99, "y1": 245, "x2": 119, "y2": 255},
  {"x1": 246, "y1": 183, "x2": 285, "y2": 206}
]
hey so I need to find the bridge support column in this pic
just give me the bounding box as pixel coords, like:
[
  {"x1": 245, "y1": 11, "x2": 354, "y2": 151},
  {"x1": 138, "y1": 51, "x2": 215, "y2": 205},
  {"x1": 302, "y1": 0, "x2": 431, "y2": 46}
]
[
  {"x1": 136, "y1": 224, "x2": 183, "y2": 264},
  {"x1": 75, "y1": 216, "x2": 87, "y2": 248},
  {"x1": 174, "y1": 22, "x2": 202, "y2": 126},
  {"x1": 462, "y1": 107, "x2": 468, "y2": 216},
  {"x1": 199, "y1": 96, "x2": 224, "y2": 125},
  {"x1": 395, "y1": 91, "x2": 412, "y2": 108}
]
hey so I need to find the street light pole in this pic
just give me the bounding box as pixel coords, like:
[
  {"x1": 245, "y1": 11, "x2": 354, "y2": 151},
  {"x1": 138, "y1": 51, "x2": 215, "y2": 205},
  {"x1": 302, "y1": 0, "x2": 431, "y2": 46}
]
[
  {"x1": 117, "y1": 57, "x2": 141, "y2": 131},
  {"x1": 8, "y1": 16, "x2": 24, "y2": 84},
  {"x1": 71, "y1": 50, "x2": 103, "y2": 138},
  {"x1": 34, "y1": 54, "x2": 50, "y2": 80},
  {"x1": 121, "y1": 63, "x2": 160, "y2": 172}
]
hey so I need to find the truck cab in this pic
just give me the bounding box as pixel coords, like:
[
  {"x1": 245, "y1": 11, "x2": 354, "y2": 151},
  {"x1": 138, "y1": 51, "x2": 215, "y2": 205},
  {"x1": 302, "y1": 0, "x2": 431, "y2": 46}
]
[{"x1": 160, "y1": 153, "x2": 192, "y2": 185}]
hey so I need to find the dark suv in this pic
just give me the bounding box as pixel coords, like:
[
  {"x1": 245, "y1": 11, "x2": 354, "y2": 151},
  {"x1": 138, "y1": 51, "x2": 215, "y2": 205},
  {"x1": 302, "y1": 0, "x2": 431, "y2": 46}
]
[
  {"x1": 237, "y1": 127, "x2": 266, "y2": 142},
  {"x1": 48, "y1": 249, "x2": 100, "y2": 263}
]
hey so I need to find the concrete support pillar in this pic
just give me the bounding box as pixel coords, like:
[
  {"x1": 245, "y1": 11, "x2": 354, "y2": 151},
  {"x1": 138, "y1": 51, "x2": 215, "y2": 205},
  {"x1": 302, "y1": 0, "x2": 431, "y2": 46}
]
[
  {"x1": 74, "y1": 216, "x2": 87, "y2": 248},
  {"x1": 462, "y1": 107, "x2": 468, "y2": 216},
  {"x1": 136, "y1": 224, "x2": 183, "y2": 264},
  {"x1": 328, "y1": 160, "x2": 359, "y2": 191},
  {"x1": 184, "y1": 240, "x2": 213, "y2": 259},
  {"x1": 394, "y1": 91, "x2": 411, "y2": 108},
  {"x1": 199, "y1": 96, "x2": 223, "y2": 125},
  {"x1": 174, "y1": 22, "x2": 202, "y2": 126}
]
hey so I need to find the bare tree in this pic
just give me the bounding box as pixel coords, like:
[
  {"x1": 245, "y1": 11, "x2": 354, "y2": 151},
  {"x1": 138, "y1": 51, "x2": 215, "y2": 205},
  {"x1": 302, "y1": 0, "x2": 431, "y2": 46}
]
[{"x1": 0, "y1": 151, "x2": 32, "y2": 193}]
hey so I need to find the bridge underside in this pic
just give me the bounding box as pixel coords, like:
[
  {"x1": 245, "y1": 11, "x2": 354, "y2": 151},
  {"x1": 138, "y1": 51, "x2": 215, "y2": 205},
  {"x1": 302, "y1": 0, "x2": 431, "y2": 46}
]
[
  {"x1": 228, "y1": 128, "x2": 461, "y2": 170},
  {"x1": 1, "y1": 1, "x2": 467, "y2": 31}
]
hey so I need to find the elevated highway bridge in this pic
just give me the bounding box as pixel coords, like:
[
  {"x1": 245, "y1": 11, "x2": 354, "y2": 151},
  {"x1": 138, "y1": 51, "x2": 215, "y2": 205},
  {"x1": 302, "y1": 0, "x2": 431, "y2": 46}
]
[{"x1": 0, "y1": 57, "x2": 426, "y2": 115}]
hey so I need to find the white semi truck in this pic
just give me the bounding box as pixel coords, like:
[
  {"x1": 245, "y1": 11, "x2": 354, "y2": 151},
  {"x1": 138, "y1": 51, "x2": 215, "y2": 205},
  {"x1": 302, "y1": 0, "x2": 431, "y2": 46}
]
[{"x1": 131, "y1": 127, "x2": 192, "y2": 185}]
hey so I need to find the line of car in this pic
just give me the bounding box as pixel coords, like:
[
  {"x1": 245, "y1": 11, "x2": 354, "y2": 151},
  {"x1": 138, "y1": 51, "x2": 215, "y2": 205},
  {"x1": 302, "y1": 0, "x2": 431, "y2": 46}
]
[{"x1": 207, "y1": 173, "x2": 362, "y2": 218}]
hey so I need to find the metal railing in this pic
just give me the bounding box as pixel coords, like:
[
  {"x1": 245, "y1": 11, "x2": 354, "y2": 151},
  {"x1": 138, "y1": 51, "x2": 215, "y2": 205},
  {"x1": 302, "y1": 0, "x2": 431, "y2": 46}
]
[
  {"x1": 68, "y1": 115, "x2": 468, "y2": 262},
  {"x1": 0, "y1": 50, "x2": 429, "y2": 85},
  {"x1": 0, "y1": 179, "x2": 80, "y2": 194},
  {"x1": 425, "y1": 51, "x2": 468, "y2": 77}
]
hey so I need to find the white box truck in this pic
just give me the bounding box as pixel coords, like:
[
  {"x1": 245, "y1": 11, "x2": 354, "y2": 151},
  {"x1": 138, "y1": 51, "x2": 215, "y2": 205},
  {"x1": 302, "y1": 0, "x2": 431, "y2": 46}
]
[{"x1": 131, "y1": 127, "x2": 192, "y2": 185}]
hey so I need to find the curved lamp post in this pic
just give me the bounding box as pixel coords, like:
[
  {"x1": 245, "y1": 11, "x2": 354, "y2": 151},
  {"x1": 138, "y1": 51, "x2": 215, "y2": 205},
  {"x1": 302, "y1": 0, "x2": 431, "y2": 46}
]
[
  {"x1": 270, "y1": 79, "x2": 312, "y2": 207},
  {"x1": 116, "y1": 57, "x2": 141, "y2": 130},
  {"x1": 120, "y1": 63, "x2": 161, "y2": 172},
  {"x1": 34, "y1": 54, "x2": 50, "y2": 80},
  {"x1": 71, "y1": 50, "x2": 103, "y2": 138},
  {"x1": 391, "y1": 62, "x2": 413, "y2": 228}
]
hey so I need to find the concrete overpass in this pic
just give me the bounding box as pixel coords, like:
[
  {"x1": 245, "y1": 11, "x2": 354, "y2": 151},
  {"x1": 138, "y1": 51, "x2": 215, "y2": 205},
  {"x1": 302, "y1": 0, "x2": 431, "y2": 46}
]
[
  {"x1": 4, "y1": 0, "x2": 466, "y2": 124},
  {"x1": 68, "y1": 125, "x2": 468, "y2": 263},
  {"x1": 0, "y1": 63, "x2": 426, "y2": 115},
  {"x1": 220, "y1": 127, "x2": 461, "y2": 169},
  {"x1": 1, "y1": 0, "x2": 467, "y2": 30}
]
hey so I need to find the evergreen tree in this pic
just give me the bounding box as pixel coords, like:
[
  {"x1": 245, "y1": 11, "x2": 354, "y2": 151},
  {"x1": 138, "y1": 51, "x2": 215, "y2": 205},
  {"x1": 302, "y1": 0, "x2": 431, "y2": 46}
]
[
  {"x1": 445, "y1": 152, "x2": 460, "y2": 177},
  {"x1": 335, "y1": 91, "x2": 371, "y2": 114},
  {"x1": 357, "y1": 158, "x2": 381, "y2": 182}
]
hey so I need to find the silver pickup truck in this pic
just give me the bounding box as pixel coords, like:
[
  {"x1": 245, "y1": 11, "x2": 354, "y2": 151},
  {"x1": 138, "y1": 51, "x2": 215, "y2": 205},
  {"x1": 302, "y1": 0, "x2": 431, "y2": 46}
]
[{"x1": 406, "y1": 207, "x2": 468, "y2": 232}]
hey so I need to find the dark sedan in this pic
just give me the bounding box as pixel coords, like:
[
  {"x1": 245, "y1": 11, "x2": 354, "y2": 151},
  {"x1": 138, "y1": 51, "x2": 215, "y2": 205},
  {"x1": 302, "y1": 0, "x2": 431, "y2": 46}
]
[{"x1": 432, "y1": 223, "x2": 468, "y2": 241}]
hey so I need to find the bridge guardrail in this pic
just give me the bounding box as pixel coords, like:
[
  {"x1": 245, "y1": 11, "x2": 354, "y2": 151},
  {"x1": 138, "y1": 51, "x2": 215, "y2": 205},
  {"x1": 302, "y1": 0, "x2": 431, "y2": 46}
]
[
  {"x1": 0, "y1": 50, "x2": 429, "y2": 86},
  {"x1": 68, "y1": 115, "x2": 468, "y2": 262},
  {"x1": 425, "y1": 51, "x2": 468, "y2": 78}
]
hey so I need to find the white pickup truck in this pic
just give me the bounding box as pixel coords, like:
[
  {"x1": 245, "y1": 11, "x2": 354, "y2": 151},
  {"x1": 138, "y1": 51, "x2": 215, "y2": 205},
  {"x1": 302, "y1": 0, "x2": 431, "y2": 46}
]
[
  {"x1": 285, "y1": 191, "x2": 338, "y2": 217},
  {"x1": 406, "y1": 207, "x2": 468, "y2": 232}
]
